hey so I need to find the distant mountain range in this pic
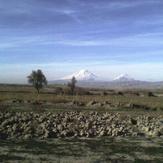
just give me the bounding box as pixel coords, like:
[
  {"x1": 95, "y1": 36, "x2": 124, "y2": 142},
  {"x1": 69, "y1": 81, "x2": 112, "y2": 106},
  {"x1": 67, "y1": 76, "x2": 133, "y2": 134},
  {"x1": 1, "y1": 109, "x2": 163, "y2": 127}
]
[
  {"x1": 61, "y1": 70, "x2": 137, "y2": 82},
  {"x1": 49, "y1": 70, "x2": 163, "y2": 89}
]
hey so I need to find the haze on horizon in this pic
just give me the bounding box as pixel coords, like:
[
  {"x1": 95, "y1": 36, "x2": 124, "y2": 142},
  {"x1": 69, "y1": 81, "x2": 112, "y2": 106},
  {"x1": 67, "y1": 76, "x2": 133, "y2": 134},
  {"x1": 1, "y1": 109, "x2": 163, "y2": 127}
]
[{"x1": 0, "y1": 0, "x2": 163, "y2": 83}]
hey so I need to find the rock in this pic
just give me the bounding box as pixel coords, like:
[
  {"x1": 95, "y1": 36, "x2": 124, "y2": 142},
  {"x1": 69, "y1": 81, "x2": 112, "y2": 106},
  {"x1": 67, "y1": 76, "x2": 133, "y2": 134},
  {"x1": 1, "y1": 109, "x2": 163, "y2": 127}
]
[
  {"x1": 86, "y1": 101, "x2": 97, "y2": 107},
  {"x1": 130, "y1": 118, "x2": 137, "y2": 125},
  {"x1": 61, "y1": 130, "x2": 68, "y2": 137},
  {"x1": 159, "y1": 127, "x2": 163, "y2": 135},
  {"x1": 149, "y1": 131, "x2": 160, "y2": 137},
  {"x1": 137, "y1": 132, "x2": 146, "y2": 137},
  {"x1": 99, "y1": 130, "x2": 105, "y2": 137},
  {"x1": 67, "y1": 101, "x2": 85, "y2": 107},
  {"x1": 0, "y1": 111, "x2": 162, "y2": 139},
  {"x1": 144, "y1": 127, "x2": 150, "y2": 132},
  {"x1": 43, "y1": 130, "x2": 50, "y2": 138},
  {"x1": 24, "y1": 134, "x2": 32, "y2": 140},
  {"x1": 124, "y1": 103, "x2": 132, "y2": 108},
  {"x1": 93, "y1": 103, "x2": 103, "y2": 107},
  {"x1": 132, "y1": 132, "x2": 138, "y2": 137}
]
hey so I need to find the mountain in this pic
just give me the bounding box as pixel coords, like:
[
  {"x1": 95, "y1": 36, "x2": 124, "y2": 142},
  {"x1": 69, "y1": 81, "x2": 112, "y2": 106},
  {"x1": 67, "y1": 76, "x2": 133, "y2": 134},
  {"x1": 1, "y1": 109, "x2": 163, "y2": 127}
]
[
  {"x1": 49, "y1": 71, "x2": 163, "y2": 90},
  {"x1": 61, "y1": 69, "x2": 98, "y2": 81},
  {"x1": 113, "y1": 74, "x2": 135, "y2": 82}
]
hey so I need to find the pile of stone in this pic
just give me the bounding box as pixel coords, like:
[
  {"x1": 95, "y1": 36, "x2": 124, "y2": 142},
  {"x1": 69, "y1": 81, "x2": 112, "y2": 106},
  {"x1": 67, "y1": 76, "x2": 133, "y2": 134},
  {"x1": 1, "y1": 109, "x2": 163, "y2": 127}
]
[
  {"x1": 0, "y1": 111, "x2": 162, "y2": 140},
  {"x1": 86, "y1": 101, "x2": 114, "y2": 108}
]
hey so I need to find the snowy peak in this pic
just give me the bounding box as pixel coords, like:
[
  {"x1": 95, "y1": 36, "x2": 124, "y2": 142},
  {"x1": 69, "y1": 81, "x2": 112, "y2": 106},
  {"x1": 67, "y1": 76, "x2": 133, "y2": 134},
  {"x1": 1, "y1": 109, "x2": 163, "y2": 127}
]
[
  {"x1": 62, "y1": 69, "x2": 97, "y2": 81},
  {"x1": 113, "y1": 74, "x2": 135, "y2": 82}
]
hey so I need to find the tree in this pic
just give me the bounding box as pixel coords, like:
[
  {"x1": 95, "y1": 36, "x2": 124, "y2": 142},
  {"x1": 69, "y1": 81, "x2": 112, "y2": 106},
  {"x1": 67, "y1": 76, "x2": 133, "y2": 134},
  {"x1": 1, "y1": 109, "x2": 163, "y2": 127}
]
[
  {"x1": 27, "y1": 69, "x2": 47, "y2": 93},
  {"x1": 68, "y1": 76, "x2": 77, "y2": 95}
]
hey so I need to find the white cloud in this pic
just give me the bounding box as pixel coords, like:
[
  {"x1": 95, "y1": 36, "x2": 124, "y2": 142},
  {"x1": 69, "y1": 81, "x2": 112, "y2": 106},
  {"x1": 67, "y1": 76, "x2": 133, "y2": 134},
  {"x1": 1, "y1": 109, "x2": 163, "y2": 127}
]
[
  {"x1": 90, "y1": 0, "x2": 161, "y2": 10},
  {"x1": 53, "y1": 32, "x2": 163, "y2": 47}
]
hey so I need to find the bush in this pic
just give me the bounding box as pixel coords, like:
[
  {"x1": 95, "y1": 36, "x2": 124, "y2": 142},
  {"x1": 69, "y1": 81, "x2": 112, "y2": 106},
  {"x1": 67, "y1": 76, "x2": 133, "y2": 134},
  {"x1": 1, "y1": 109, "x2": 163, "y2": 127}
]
[
  {"x1": 55, "y1": 87, "x2": 63, "y2": 95},
  {"x1": 101, "y1": 91, "x2": 108, "y2": 96},
  {"x1": 148, "y1": 92, "x2": 155, "y2": 97},
  {"x1": 117, "y1": 91, "x2": 124, "y2": 96}
]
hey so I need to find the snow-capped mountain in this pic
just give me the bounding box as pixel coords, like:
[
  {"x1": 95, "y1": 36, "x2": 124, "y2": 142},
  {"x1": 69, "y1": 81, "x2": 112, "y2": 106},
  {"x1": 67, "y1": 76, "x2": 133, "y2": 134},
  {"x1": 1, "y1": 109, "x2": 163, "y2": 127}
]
[
  {"x1": 113, "y1": 74, "x2": 135, "y2": 82},
  {"x1": 50, "y1": 71, "x2": 163, "y2": 89},
  {"x1": 62, "y1": 69, "x2": 97, "y2": 81}
]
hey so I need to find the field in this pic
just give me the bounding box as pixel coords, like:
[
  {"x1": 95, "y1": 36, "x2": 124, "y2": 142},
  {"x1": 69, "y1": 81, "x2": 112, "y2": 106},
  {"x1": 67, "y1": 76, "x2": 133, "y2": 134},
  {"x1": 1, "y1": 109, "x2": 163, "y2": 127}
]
[
  {"x1": 1, "y1": 137, "x2": 163, "y2": 163},
  {"x1": 0, "y1": 84, "x2": 163, "y2": 162},
  {"x1": 1, "y1": 84, "x2": 163, "y2": 111}
]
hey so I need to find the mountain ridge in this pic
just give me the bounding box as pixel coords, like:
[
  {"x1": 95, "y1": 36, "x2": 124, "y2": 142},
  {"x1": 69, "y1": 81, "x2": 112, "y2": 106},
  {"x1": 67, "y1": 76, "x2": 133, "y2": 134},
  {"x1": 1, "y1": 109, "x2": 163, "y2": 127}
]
[{"x1": 49, "y1": 70, "x2": 163, "y2": 89}]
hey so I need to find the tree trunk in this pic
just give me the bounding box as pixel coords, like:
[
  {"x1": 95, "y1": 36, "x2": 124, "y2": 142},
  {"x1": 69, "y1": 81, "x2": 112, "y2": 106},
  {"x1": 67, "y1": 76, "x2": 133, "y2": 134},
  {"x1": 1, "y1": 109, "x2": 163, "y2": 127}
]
[
  {"x1": 36, "y1": 88, "x2": 40, "y2": 101},
  {"x1": 36, "y1": 88, "x2": 40, "y2": 94}
]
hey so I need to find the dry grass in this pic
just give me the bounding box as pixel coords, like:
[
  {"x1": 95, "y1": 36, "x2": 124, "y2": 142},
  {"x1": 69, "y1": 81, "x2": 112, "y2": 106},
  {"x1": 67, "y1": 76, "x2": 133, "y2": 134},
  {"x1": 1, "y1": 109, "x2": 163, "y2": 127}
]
[{"x1": 0, "y1": 84, "x2": 163, "y2": 109}]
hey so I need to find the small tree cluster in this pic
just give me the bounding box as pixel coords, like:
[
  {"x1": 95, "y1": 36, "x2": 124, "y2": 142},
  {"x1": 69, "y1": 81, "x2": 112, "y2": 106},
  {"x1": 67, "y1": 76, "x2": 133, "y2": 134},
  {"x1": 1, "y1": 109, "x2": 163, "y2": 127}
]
[{"x1": 27, "y1": 70, "x2": 77, "y2": 95}]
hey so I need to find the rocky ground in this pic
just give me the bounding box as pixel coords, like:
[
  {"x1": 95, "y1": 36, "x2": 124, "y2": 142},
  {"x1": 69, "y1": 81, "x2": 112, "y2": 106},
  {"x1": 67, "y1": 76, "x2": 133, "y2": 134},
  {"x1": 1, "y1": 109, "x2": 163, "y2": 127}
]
[{"x1": 0, "y1": 111, "x2": 163, "y2": 140}]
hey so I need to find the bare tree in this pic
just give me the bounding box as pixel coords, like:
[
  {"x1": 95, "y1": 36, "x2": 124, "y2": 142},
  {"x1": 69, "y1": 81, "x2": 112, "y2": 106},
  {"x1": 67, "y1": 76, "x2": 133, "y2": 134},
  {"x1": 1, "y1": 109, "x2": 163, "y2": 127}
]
[
  {"x1": 68, "y1": 76, "x2": 77, "y2": 95},
  {"x1": 27, "y1": 69, "x2": 47, "y2": 93}
]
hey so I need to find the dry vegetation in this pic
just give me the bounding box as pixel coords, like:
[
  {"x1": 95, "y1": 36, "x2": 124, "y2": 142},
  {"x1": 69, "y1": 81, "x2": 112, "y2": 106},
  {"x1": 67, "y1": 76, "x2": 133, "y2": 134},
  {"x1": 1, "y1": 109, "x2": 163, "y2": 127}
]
[{"x1": 0, "y1": 84, "x2": 163, "y2": 111}]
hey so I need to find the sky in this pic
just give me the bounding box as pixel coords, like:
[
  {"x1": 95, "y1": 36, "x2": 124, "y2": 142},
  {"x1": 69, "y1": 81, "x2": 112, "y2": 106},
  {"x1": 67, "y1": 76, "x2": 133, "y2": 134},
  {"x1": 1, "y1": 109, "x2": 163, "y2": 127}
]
[{"x1": 0, "y1": 0, "x2": 163, "y2": 83}]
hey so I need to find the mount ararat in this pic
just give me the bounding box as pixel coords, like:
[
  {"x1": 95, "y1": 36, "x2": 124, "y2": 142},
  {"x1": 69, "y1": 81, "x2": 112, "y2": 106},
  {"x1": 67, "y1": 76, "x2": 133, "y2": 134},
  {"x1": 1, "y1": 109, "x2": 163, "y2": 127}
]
[{"x1": 50, "y1": 70, "x2": 163, "y2": 89}]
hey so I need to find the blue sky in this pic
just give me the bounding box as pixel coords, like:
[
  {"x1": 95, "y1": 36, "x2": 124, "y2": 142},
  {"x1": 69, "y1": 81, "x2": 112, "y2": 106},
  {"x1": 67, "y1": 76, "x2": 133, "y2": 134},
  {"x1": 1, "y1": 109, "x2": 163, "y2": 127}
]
[{"x1": 0, "y1": 0, "x2": 163, "y2": 83}]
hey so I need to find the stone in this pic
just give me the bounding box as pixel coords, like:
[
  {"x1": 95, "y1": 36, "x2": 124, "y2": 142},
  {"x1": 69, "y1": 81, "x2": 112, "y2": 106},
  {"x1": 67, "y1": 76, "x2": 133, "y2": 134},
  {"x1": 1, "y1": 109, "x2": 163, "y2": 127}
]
[
  {"x1": 24, "y1": 134, "x2": 32, "y2": 140},
  {"x1": 130, "y1": 118, "x2": 137, "y2": 125},
  {"x1": 0, "y1": 111, "x2": 162, "y2": 140},
  {"x1": 86, "y1": 101, "x2": 97, "y2": 107}
]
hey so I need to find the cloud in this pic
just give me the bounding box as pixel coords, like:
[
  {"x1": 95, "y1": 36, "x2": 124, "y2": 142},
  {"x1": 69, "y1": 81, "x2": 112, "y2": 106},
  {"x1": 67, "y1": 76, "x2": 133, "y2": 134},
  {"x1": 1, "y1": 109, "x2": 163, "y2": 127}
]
[
  {"x1": 52, "y1": 32, "x2": 163, "y2": 47},
  {"x1": 0, "y1": 0, "x2": 162, "y2": 29},
  {"x1": 0, "y1": 0, "x2": 82, "y2": 29},
  {"x1": 90, "y1": 0, "x2": 163, "y2": 11},
  {"x1": 0, "y1": 36, "x2": 43, "y2": 49},
  {"x1": 0, "y1": 31, "x2": 163, "y2": 51}
]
